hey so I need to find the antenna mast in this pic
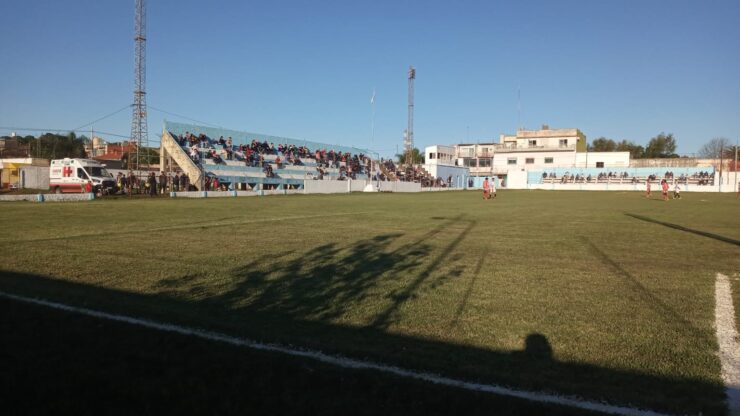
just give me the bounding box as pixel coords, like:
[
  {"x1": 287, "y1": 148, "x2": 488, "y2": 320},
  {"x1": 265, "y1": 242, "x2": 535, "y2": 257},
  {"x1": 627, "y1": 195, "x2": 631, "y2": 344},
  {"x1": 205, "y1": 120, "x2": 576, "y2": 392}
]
[
  {"x1": 405, "y1": 66, "x2": 415, "y2": 165},
  {"x1": 130, "y1": 0, "x2": 149, "y2": 175}
]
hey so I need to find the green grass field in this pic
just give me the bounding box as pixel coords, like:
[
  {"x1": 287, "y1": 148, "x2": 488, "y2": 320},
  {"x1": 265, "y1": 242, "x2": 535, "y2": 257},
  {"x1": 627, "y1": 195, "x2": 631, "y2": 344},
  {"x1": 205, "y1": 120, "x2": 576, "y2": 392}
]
[{"x1": 1, "y1": 190, "x2": 738, "y2": 414}]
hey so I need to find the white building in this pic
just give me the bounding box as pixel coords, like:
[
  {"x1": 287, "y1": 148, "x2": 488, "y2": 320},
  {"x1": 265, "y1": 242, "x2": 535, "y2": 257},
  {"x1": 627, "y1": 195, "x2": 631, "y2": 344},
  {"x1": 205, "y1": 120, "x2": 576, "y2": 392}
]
[
  {"x1": 423, "y1": 145, "x2": 470, "y2": 187},
  {"x1": 426, "y1": 126, "x2": 630, "y2": 188}
]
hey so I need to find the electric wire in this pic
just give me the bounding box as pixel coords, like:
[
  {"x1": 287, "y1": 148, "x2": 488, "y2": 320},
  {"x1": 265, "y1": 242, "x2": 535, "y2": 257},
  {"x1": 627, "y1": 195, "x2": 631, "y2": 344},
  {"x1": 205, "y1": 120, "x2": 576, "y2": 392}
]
[
  {"x1": 71, "y1": 104, "x2": 132, "y2": 131},
  {"x1": 148, "y1": 105, "x2": 222, "y2": 128}
]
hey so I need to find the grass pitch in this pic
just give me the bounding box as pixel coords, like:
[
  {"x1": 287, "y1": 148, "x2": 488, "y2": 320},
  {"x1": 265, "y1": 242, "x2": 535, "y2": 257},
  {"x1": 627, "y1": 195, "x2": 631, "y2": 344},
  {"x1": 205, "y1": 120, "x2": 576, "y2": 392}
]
[{"x1": 1, "y1": 190, "x2": 738, "y2": 414}]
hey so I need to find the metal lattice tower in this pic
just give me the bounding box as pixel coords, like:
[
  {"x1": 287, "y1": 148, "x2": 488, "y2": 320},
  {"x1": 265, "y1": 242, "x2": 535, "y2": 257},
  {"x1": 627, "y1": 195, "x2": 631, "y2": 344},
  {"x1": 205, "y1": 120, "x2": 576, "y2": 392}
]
[
  {"x1": 130, "y1": 0, "x2": 148, "y2": 173},
  {"x1": 405, "y1": 65, "x2": 415, "y2": 165}
]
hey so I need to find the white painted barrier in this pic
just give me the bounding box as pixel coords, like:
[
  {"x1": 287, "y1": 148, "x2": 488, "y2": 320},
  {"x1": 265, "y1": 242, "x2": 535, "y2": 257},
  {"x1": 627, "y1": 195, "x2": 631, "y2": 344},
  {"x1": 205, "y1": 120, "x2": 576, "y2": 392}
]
[
  {"x1": 0, "y1": 193, "x2": 95, "y2": 203},
  {"x1": 303, "y1": 180, "x2": 350, "y2": 194},
  {"x1": 526, "y1": 182, "x2": 734, "y2": 192},
  {"x1": 350, "y1": 179, "x2": 370, "y2": 192},
  {"x1": 235, "y1": 191, "x2": 260, "y2": 197},
  {"x1": 377, "y1": 181, "x2": 422, "y2": 193}
]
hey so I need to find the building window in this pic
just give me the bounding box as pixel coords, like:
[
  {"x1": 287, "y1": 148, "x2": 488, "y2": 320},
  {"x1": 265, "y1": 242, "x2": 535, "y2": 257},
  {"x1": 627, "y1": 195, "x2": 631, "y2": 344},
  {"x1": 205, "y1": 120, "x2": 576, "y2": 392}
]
[
  {"x1": 464, "y1": 158, "x2": 477, "y2": 167},
  {"x1": 479, "y1": 159, "x2": 491, "y2": 167},
  {"x1": 525, "y1": 158, "x2": 534, "y2": 164},
  {"x1": 559, "y1": 139, "x2": 568, "y2": 147},
  {"x1": 596, "y1": 162, "x2": 604, "y2": 168},
  {"x1": 507, "y1": 158, "x2": 517, "y2": 165},
  {"x1": 528, "y1": 140, "x2": 537, "y2": 147},
  {"x1": 429, "y1": 153, "x2": 435, "y2": 160},
  {"x1": 544, "y1": 157, "x2": 554, "y2": 164}
]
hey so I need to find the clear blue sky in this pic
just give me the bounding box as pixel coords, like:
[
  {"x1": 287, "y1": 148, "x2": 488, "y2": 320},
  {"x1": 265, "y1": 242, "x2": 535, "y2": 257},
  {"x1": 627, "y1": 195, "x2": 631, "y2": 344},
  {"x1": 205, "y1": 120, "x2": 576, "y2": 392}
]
[{"x1": 1, "y1": 0, "x2": 738, "y2": 157}]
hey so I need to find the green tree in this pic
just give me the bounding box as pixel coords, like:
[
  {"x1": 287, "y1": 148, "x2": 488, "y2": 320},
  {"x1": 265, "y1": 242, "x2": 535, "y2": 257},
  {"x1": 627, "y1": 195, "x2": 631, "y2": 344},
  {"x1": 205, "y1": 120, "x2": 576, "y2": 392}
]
[
  {"x1": 615, "y1": 139, "x2": 645, "y2": 159},
  {"x1": 396, "y1": 147, "x2": 424, "y2": 165},
  {"x1": 17, "y1": 132, "x2": 86, "y2": 159},
  {"x1": 588, "y1": 137, "x2": 616, "y2": 152},
  {"x1": 644, "y1": 133, "x2": 678, "y2": 158}
]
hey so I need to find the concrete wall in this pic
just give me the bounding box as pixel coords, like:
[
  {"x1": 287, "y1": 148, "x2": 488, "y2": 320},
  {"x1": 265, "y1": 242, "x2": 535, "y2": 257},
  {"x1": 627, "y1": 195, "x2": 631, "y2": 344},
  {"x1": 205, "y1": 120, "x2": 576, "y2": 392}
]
[
  {"x1": 575, "y1": 152, "x2": 630, "y2": 168},
  {"x1": 424, "y1": 164, "x2": 469, "y2": 187},
  {"x1": 304, "y1": 180, "x2": 350, "y2": 194},
  {"x1": 19, "y1": 166, "x2": 50, "y2": 189},
  {"x1": 527, "y1": 178, "x2": 737, "y2": 193},
  {"x1": 506, "y1": 170, "x2": 529, "y2": 189},
  {"x1": 377, "y1": 181, "x2": 421, "y2": 192},
  {"x1": 0, "y1": 193, "x2": 95, "y2": 202},
  {"x1": 350, "y1": 179, "x2": 369, "y2": 192}
]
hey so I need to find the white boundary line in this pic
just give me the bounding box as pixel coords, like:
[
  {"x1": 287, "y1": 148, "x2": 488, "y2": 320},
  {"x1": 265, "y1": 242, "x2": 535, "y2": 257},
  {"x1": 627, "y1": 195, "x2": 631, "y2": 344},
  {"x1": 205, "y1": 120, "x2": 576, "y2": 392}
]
[
  {"x1": 715, "y1": 273, "x2": 740, "y2": 415},
  {"x1": 0, "y1": 290, "x2": 670, "y2": 416}
]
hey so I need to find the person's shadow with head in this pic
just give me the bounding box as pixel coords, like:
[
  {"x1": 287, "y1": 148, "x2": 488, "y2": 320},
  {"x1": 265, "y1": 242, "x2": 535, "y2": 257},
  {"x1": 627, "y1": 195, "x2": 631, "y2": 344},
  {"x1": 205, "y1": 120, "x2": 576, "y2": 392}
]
[{"x1": 512, "y1": 333, "x2": 553, "y2": 361}]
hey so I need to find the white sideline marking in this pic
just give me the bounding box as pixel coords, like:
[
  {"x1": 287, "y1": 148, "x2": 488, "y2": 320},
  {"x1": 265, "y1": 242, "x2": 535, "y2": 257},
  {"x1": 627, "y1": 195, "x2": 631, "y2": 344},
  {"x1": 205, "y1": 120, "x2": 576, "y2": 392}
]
[
  {"x1": 0, "y1": 291, "x2": 669, "y2": 416},
  {"x1": 715, "y1": 273, "x2": 740, "y2": 415}
]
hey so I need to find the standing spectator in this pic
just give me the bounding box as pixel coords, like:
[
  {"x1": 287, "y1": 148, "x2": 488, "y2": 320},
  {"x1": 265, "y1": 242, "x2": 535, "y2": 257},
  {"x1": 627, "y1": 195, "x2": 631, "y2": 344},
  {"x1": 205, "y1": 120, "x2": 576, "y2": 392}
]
[
  {"x1": 645, "y1": 179, "x2": 651, "y2": 198},
  {"x1": 116, "y1": 172, "x2": 123, "y2": 193},
  {"x1": 173, "y1": 173, "x2": 180, "y2": 192},
  {"x1": 159, "y1": 171, "x2": 167, "y2": 194},
  {"x1": 129, "y1": 172, "x2": 137, "y2": 194},
  {"x1": 148, "y1": 172, "x2": 157, "y2": 197}
]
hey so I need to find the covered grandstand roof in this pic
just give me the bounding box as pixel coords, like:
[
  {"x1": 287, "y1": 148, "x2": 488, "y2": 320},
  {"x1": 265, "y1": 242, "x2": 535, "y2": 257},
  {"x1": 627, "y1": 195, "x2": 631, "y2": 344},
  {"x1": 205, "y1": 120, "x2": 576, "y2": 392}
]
[{"x1": 163, "y1": 120, "x2": 378, "y2": 159}]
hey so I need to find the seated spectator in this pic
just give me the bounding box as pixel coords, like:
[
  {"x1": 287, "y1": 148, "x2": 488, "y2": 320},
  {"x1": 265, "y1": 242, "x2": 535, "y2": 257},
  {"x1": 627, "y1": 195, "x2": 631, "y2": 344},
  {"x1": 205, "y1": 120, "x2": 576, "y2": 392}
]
[{"x1": 211, "y1": 150, "x2": 224, "y2": 164}]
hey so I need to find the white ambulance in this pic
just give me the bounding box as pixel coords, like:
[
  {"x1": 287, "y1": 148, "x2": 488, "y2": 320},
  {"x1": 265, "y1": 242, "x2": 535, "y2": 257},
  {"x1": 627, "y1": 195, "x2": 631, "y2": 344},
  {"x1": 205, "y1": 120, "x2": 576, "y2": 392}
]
[{"x1": 49, "y1": 158, "x2": 116, "y2": 194}]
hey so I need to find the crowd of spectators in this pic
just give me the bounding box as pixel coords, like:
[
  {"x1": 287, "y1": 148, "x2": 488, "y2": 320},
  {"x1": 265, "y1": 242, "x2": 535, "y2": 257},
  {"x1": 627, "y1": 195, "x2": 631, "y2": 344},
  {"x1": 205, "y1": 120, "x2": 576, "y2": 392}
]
[
  {"x1": 175, "y1": 131, "x2": 372, "y2": 179},
  {"x1": 112, "y1": 171, "x2": 193, "y2": 195},
  {"x1": 542, "y1": 169, "x2": 715, "y2": 185},
  {"x1": 374, "y1": 158, "x2": 453, "y2": 187}
]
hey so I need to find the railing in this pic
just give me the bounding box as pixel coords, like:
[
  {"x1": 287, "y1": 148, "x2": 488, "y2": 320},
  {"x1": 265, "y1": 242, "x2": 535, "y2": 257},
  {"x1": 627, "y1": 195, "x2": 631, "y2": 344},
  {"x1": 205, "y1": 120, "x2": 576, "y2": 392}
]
[{"x1": 161, "y1": 130, "x2": 204, "y2": 190}]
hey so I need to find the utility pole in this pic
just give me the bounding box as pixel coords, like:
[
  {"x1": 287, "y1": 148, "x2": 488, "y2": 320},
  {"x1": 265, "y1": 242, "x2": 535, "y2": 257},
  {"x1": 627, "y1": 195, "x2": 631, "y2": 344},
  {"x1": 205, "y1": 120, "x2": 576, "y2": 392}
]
[
  {"x1": 130, "y1": 0, "x2": 149, "y2": 178},
  {"x1": 720, "y1": 141, "x2": 724, "y2": 191},
  {"x1": 735, "y1": 138, "x2": 738, "y2": 195},
  {"x1": 405, "y1": 66, "x2": 415, "y2": 166}
]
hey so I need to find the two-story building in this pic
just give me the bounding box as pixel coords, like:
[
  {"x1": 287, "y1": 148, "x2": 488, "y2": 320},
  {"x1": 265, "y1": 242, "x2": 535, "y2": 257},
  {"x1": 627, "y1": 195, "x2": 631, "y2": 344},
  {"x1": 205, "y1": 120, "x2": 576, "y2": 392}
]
[{"x1": 425, "y1": 126, "x2": 630, "y2": 188}]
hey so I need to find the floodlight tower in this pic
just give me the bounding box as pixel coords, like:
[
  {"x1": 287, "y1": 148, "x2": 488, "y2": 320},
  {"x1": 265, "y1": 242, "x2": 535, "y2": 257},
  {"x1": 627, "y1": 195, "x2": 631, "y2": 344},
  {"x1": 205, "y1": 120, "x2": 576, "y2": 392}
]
[
  {"x1": 130, "y1": 0, "x2": 149, "y2": 174},
  {"x1": 405, "y1": 65, "x2": 415, "y2": 166}
]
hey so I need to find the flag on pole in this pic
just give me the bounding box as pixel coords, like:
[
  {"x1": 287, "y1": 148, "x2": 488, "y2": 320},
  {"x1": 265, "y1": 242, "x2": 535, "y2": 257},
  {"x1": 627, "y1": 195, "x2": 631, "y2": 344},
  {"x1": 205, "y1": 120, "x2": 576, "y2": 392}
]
[{"x1": 370, "y1": 88, "x2": 376, "y2": 105}]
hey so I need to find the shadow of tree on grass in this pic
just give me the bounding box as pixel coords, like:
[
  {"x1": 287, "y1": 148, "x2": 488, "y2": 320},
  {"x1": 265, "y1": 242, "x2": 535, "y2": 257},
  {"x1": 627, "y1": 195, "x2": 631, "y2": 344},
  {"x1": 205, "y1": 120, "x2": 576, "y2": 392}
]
[{"x1": 0, "y1": 213, "x2": 728, "y2": 414}]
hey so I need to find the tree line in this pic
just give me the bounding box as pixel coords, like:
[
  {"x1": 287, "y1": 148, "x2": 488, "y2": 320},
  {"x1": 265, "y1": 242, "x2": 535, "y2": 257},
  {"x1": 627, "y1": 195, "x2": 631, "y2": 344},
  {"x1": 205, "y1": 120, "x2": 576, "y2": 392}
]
[
  {"x1": 589, "y1": 133, "x2": 738, "y2": 160},
  {"x1": 1, "y1": 132, "x2": 160, "y2": 167},
  {"x1": 588, "y1": 133, "x2": 679, "y2": 158},
  {"x1": 1, "y1": 132, "x2": 87, "y2": 159}
]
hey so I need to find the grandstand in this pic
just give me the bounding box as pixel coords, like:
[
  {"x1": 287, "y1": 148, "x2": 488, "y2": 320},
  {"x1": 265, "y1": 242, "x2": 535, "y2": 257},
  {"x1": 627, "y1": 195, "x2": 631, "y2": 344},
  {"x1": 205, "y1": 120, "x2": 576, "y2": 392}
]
[
  {"x1": 528, "y1": 167, "x2": 715, "y2": 188},
  {"x1": 160, "y1": 121, "x2": 377, "y2": 191}
]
